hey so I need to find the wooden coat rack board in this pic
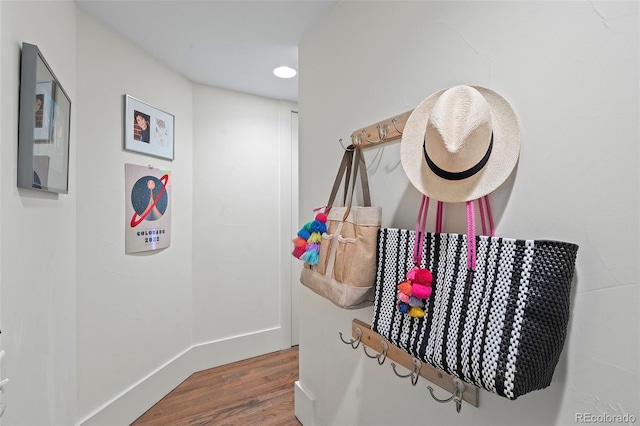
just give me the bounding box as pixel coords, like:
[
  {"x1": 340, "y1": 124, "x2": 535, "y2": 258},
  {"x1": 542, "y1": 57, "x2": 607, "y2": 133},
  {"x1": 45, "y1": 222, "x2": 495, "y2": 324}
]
[
  {"x1": 340, "y1": 110, "x2": 480, "y2": 412},
  {"x1": 350, "y1": 110, "x2": 412, "y2": 148}
]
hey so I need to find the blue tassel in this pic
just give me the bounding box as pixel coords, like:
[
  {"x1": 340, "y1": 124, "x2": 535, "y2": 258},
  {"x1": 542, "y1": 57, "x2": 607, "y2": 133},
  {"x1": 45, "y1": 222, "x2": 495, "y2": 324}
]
[
  {"x1": 398, "y1": 302, "x2": 409, "y2": 314},
  {"x1": 301, "y1": 250, "x2": 319, "y2": 265},
  {"x1": 297, "y1": 229, "x2": 311, "y2": 240},
  {"x1": 309, "y1": 220, "x2": 328, "y2": 234}
]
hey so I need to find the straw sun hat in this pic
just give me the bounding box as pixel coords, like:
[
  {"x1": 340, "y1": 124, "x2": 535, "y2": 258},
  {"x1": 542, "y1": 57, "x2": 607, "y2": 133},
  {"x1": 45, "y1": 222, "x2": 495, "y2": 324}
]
[{"x1": 400, "y1": 85, "x2": 520, "y2": 203}]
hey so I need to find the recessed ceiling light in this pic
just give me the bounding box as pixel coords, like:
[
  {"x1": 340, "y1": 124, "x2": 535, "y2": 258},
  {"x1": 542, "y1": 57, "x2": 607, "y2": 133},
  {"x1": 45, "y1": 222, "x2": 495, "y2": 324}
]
[{"x1": 273, "y1": 66, "x2": 297, "y2": 79}]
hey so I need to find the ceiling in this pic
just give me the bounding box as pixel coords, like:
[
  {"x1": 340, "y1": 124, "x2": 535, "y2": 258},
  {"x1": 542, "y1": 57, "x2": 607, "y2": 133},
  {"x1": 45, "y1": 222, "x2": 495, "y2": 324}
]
[{"x1": 75, "y1": 0, "x2": 338, "y2": 103}]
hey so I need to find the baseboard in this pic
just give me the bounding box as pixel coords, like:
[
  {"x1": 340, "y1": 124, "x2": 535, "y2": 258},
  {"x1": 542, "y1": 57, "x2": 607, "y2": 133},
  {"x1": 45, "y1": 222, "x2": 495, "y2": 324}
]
[
  {"x1": 294, "y1": 380, "x2": 316, "y2": 426},
  {"x1": 79, "y1": 327, "x2": 287, "y2": 426}
]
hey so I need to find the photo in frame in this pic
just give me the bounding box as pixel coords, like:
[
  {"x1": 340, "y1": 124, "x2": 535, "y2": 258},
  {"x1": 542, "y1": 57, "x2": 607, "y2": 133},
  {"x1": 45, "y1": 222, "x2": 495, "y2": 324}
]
[
  {"x1": 18, "y1": 42, "x2": 71, "y2": 194},
  {"x1": 124, "y1": 95, "x2": 175, "y2": 160},
  {"x1": 35, "y1": 81, "x2": 54, "y2": 142}
]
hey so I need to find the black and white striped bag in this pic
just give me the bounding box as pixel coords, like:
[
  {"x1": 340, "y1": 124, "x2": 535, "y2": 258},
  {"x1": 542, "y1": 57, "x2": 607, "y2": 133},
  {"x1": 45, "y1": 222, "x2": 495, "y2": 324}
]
[{"x1": 371, "y1": 196, "x2": 578, "y2": 400}]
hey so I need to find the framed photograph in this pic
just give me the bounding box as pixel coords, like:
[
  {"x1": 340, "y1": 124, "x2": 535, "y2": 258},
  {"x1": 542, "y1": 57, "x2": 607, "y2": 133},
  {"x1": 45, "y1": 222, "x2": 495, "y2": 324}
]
[
  {"x1": 18, "y1": 43, "x2": 71, "y2": 194},
  {"x1": 124, "y1": 95, "x2": 175, "y2": 160},
  {"x1": 34, "y1": 81, "x2": 54, "y2": 142}
]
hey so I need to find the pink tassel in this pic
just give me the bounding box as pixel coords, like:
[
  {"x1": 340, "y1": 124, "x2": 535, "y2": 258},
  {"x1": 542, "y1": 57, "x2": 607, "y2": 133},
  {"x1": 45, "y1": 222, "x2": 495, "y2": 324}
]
[{"x1": 292, "y1": 246, "x2": 306, "y2": 259}]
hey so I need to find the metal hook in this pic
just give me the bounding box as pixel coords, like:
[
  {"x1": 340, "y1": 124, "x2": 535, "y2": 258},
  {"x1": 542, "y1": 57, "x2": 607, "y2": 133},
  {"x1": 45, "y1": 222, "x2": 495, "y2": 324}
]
[
  {"x1": 391, "y1": 117, "x2": 403, "y2": 135},
  {"x1": 339, "y1": 327, "x2": 362, "y2": 349},
  {"x1": 427, "y1": 378, "x2": 466, "y2": 413},
  {"x1": 391, "y1": 357, "x2": 421, "y2": 386},
  {"x1": 361, "y1": 124, "x2": 388, "y2": 144},
  {"x1": 338, "y1": 138, "x2": 355, "y2": 152},
  {"x1": 363, "y1": 341, "x2": 388, "y2": 365}
]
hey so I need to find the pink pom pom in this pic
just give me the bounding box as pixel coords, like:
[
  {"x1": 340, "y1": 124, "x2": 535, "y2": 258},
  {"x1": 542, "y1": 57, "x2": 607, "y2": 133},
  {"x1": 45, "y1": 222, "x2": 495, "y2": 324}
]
[
  {"x1": 412, "y1": 284, "x2": 432, "y2": 299},
  {"x1": 315, "y1": 212, "x2": 327, "y2": 223},
  {"x1": 406, "y1": 267, "x2": 419, "y2": 280},
  {"x1": 397, "y1": 292, "x2": 410, "y2": 304},
  {"x1": 414, "y1": 268, "x2": 433, "y2": 285}
]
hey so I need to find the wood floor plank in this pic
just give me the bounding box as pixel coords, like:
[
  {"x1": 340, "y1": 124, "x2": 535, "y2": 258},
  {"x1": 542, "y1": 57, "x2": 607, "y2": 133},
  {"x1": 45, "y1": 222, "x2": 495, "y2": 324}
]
[{"x1": 131, "y1": 347, "x2": 301, "y2": 426}]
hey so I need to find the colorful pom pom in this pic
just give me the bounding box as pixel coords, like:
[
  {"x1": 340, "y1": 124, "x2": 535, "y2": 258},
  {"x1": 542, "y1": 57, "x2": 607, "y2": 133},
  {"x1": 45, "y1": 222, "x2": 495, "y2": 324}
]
[
  {"x1": 291, "y1": 210, "x2": 330, "y2": 263},
  {"x1": 300, "y1": 250, "x2": 319, "y2": 265},
  {"x1": 414, "y1": 268, "x2": 433, "y2": 285},
  {"x1": 292, "y1": 246, "x2": 306, "y2": 259},
  {"x1": 412, "y1": 284, "x2": 432, "y2": 299},
  {"x1": 292, "y1": 237, "x2": 307, "y2": 248},
  {"x1": 397, "y1": 267, "x2": 434, "y2": 315},
  {"x1": 307, "y1": 232, "x2": 322, "y2": 244},
  {"x1": 409, "y1": 296, "x2": 424, "y2": 307},
  {"x1": 309, "y1": 220, "x2": 327, "y2": 233},
  {"x1": 297, "y1": 229, "x2": 311, "y2": 240},
  {"x1": 397, "y1": 292, "x2": 410, "y2": 304},
  {"x1": 398, "y1": 281, "x2": 413, "y2": 296},
  {"x1": 409, "y1": 306, "x2": 425, "y2": 318},
  {"x1": 306, "y1": 242, "x2": 321, "y2": 253},
  {"x1": 406, "y1": 267, "x2": 419, "y2": 280}
]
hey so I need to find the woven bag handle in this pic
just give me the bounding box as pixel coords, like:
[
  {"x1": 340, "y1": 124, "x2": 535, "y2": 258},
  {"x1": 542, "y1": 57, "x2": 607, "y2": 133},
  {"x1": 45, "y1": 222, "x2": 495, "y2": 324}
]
[{"x1": 413, "y1": 195, "x2": 495, "y2": 270}]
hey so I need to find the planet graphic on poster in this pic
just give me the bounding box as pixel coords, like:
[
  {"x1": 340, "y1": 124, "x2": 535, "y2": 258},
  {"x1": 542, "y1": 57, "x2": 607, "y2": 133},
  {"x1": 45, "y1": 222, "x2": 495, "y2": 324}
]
[{"x1": 130, "y1": 174, "x2": 169, "y2": 227}]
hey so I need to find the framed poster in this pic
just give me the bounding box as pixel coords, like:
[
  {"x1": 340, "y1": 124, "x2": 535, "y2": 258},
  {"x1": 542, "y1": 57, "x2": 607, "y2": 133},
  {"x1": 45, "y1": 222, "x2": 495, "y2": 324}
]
[
  {"x1": 124, "y1": 95, "x2": 175, "y2": 160},
  {"x1": 125, "y1": 163, "x2": 171, "y2": 253}
]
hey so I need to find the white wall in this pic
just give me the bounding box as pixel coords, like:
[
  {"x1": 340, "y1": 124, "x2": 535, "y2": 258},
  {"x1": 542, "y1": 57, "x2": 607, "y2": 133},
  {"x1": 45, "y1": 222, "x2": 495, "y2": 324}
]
[
  {"x1": 75, "y1": 11, "x2": 195, "y2": 424},
  {"x1": 192, "y1": 84, "x2": 295, "y2": 350},
  {"x1": 297, "y1": 2, "x2": 639, "y2": 425},
  {"x1": 0, "y1": 4, "x2": 296, "y2": 425},
  {"x1": 0, "y1": 1, "x2": 78, "y2": 425},
  {"x1": 76, "y1": 12, "x2": 296, "y2": 426}
]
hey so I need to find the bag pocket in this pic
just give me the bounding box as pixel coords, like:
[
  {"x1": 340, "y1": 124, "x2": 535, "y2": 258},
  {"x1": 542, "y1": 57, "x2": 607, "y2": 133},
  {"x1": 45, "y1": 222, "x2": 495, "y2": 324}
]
[
  {"x1": 333, "y1": 235, "x2": 356, "y2": 284},
  {"x1": 317, "y1": 233, "x2": 335, "y2": 276}
]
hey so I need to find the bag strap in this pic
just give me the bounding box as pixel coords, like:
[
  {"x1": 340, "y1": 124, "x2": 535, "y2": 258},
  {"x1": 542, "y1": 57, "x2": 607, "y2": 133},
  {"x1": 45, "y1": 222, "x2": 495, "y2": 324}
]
[
  {"x1": 325, "y1": 143, "x2": 372, "y2": 220},
  {"x1": 413, "y1": 195, "x2": 429, "y2": 265},
  {"x1": 326, "y1": 146, "x2": 354, "y2": 209},
  {"x1": 412, "y1": 195, "x2": 495, "y2": 270},
  {"x1": 355, "y1": 144, "x2": 372, "y2": 207}
]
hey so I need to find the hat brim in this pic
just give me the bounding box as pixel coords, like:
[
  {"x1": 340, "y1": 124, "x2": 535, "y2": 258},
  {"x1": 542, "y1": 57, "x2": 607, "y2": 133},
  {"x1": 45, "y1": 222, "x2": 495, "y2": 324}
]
[{"x1": 400, "y1": 86, "x2": 520, "y2": 203}]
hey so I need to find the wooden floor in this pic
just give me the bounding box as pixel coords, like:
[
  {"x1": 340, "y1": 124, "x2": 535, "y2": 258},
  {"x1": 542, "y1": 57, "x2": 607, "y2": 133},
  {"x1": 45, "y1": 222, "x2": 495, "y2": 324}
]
[{"x1": 131, "y1": 346, "x2": 301, "y2": 426}]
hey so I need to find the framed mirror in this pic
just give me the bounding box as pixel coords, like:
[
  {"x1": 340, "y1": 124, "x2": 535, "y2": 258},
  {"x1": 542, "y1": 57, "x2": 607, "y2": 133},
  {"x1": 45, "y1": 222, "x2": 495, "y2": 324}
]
[{"x1": 18, "y1": 42, "x2": 71, "y2": 194}]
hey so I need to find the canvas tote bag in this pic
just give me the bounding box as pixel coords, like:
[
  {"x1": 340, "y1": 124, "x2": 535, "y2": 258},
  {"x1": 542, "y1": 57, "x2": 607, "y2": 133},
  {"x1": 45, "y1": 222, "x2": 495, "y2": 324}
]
[
  {"x1": 371, "y1": 195, "x2": 578, "y2": 399},
  {"x1": 298, "y1": 144, "x2": 382, "y2": 308}
]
